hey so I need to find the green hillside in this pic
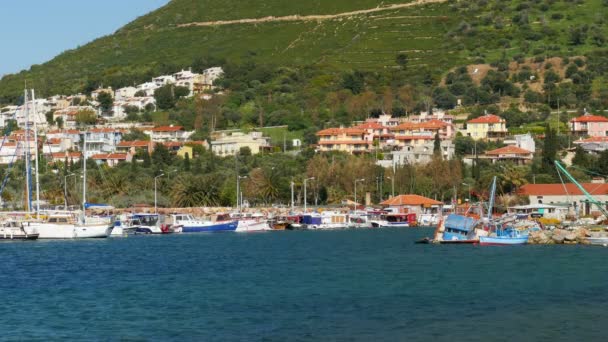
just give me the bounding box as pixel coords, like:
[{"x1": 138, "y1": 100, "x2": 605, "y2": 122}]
[{"x1": 0, "y1": 0, "x2": 607, "y2": 104}]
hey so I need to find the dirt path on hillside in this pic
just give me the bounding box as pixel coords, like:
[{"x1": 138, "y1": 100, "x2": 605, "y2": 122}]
[{"x1": 178, "y1": 0, "x2": 448, "y2": 28}]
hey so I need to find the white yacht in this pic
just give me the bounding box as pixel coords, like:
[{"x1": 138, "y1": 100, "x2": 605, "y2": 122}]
[
  {"x1": 26, "y1": 214, "x2": 112, "y2": 239},
  {"x1": 0, "y1": 220, "x2": 39, "y2": 240}
]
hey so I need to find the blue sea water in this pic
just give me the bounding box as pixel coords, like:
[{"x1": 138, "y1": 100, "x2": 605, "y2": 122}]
[{"x1": 1, "y1": 228, "x2": 607, "y2": 341}]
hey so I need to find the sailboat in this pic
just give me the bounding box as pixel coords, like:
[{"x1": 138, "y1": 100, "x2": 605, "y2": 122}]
[
  {"x1": 479, "y1": 177, "x2": 529, "y2": 246},
  {"x1": 23, "y1": 93, "x2": 112, "y2": 239}
]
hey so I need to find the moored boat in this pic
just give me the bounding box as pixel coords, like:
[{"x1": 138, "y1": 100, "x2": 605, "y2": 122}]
[
  {"x1": 170, "y1": 213, "x2": 237, "y2": 233},
  {"x1": 0, "y1": 220, "x2": 39, "y2": 240}
]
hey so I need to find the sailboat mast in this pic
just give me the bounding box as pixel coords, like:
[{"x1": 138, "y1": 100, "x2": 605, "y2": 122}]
[
  {"x1": 487, "y1": 176, "x2": 497, "y2": 222},
  {"x1": 82, "y1": 132, "x2": 87, "y2": 213},
  {"x1": 32, "y1": 89, "x2": 41, "y2": 217},
  {"x1": 23, "y1": 89, "x2": 32, "y2": 213}
]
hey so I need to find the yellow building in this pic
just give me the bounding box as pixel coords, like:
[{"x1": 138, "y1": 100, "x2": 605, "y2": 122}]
[
  {"x1": 211, "y1": 131, "x2": 271, "y2": 156},
  {"x1": 465, "y1": 114, "x2": 507, "y2": 141},
  {"x1": 316, "y1": 127, "x2": 372, "y2": 154}
]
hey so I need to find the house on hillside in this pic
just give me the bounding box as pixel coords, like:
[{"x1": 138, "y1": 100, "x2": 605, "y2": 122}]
[
  {"x1": 115, "y1": 87, "x2": 138, "y2": 101},
  {"x1": 380, "y1": 140, "x2": 455, "y2": 167},
  {"x1": 483, "y1": 145, "x2": 534, "y2": 165},
  {"x1": 211, "y1": 131, "x2": 272, "y2": 156},
  {"x1": 91, "y1": 153, "x2": 132, "y2": 167},
  {"x1": 91, "y1": 87, "x2": 114, "y2": 100},
  {"x1": 390, "y1": 120, "x2": 454, "y2": 149},
  {"x1": 53, "y1": 106, "x2": 97, "y2": 128},
  {"x1": 116, "y1": 140, "x2": 154, "y2": 155},
  {"x1": 380, "y1": 194, "x2": 443, "y2": 216},
  {"x1": 465, "y1": 114, "x2": 507, "y2": 141},
  {"x1": 83, "y1": 128, "x2": 125, "y2": 158},
  {"x1": 50, "y1": 151, "x2": 82, "y2": 164},
  {"x1": 569, "y1": 113, "x2": 608, "y2": 137},
  {"x1": 143, "y1": 125, "x2": 193, "y2": 142},
  {"x1": 573, "y1": 136, "x2": 608, "y2": 154},
  {"x1": 518, "y1": 182, "x2": 608, "y2": 217},
  {"x1": 315, "y1": 127, "x2": 372, "y2": 154}
]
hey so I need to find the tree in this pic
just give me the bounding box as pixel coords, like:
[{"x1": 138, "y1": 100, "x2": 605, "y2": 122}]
[
  {"x1": 122, "y1": 128, "x2": 150, "y2": 141},
  {"x1": 134, "y1": 90, "x2": 147, "y2": 97},
  {"x1": 572, "y1": 145, "x2": 590, "y2": 168},
  {"x1": 152, "y1": 143, "x2": 173, "y2": 166},
  {"x1": 154, "y1": 85, "x2": 190, "y2": 110},
  {"x1": 45, "y1": 111, "x2": 55, "y2": 126},
  {"x1": 3, "y1": 119, "x2": 18, "y2": 135},
  {"x1": 342, "y1": 71, "x2": 365, "y2": 94},
  {"x1": 97, "y1": 92, "x2": 114, "y2": 115},
  {"x1": 56, "y1": 117, "x2": 64, "y2": 129},
  {"x1": 75, "y1": 109, "x2": 97, "y2": 126},
  {"x1": 184, "y1": 152, "x2": 191, "y2": 172},
  {"x1": 396, "y1": 53, "x2": 408, "y2": 69},
  {"x1": 433, "y1": 132, "x2": 441, "y2": 157},
  {"x1": 541, "y1": 124, "x2": 558, "y2": 177}
]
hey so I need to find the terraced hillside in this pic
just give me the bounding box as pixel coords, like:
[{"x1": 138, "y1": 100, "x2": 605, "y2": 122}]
[{"x1": 0, "y1": 0, "x2": 606, "y2": 103}]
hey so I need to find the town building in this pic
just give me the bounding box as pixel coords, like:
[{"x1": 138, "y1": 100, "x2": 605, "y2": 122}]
[
  {"x1": 316, "y1": 127, "x2": 371, "y2": 154},
  {"x1": 91, "y1": 153, "x2": 132, "y2": 167},
  {"x1": 211, "y1": 131, "x2": 272, "y2": 156},
  {"x1": 518, "y1": 183, "x2": 608, "y2": 216},
  {"x1": 483, "y1": 145, "x2": 534, "y2": 165},
  {"x1": 569, "y1": 113, "x2": 608, "y2": 137},
  {"x1": 573, "y1": 136, "x2": 608, "y2": 154},
  {"x1": 380, "y1": 194, "x2": 443, "y2": 216},
  {"x1": 465, "y1": 114, "x2": 508, "y2": 140},
  {"x1": 116, "y1": 140, "x2": 155, "y2": 155},
  {"x1": 379, "y1": 140, "x2": 455, "y2": 167},
  {"x1": 503, "y1": 133, "x2": 536, "y2": 153},
  {"x1": 114, "y1": 87, "x2": 138, "y2": 101},
  {"x1": 390, "y1": 120, "x2": 454, "y2": 149},
  {"x1": 91, "y1": 87, "x2": 114, "y2": 100},
  {"x1": 49, "y1": 151, "x2": 82, "y2": 164},
  {"x1": 143, "y1": 125, "x2": 193, "y2": 143},
  {"x1": 83, "y1": 128, "x2": 125, "y2": 158},
  {"x1": 53, "y1": 106, "x2": 97, "y2": 128}
]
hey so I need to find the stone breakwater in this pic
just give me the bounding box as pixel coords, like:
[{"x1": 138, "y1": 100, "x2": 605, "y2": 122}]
[{"x1": 528, "y1": 228, "x2": 608, "y2": 245}]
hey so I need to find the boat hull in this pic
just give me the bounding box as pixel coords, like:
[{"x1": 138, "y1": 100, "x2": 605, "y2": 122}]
[
  {"x1": 182, "y1": 221, "x2": 238, "y2": 233},
  {"x1": 31, "y1": 224, "x2": 112, "y2": 239},
  {"x1": 479, "y1": 236, "x2": 528, "y2": 245},
  {"x1": 586, "y1": 237, "x2": 608, "y2": 246},
  {"x1": 236, "y1": 220, "x2": 271, "y2": 232}
]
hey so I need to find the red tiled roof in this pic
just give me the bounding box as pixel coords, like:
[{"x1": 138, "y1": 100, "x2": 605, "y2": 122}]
[
  {"x1": 47, "y1": 129, "x2": 80, "y2": 135},
  {"x1": 518, "y1": 183, "x2": 608, "y2": 196},
  {"x1": 318, "y1": 140, "x2": 372, "y2": 145},
  {"x1": 380, "y1": 194, "x2": 443, "y2": 206},
  {"x1": 316, "y1": 128, "x2": 366, "y2": 136},
  {"x1": 163, "y1": 141, "x2": 183, "y2": 147},
  {"x1": 394, "y1": 136, "x2": 434, "y2": 141},
  {"x1": 46, "y1": 138, "x2": 62, "y2": 145},
  {"x1": 573, "y1": 137, "x2": 608, "y2": 144},
  {"x1": 91, "y1": 153, "x2": 129, "y2": 160},
  {"x1": 467, "y1": 114, "x2": 504, "y2": 124},
  {"x1": 570, "y1": 115, "x2": 608, "y2": 123},
  {"x1": 391, "y1": 120, "x2": 448, "y2": 131},
  {"x1": 88, "y1": 128, "x2": 126, "y2": 133},
  {"x1": 117, "y1": 140, "x2": 150, "y2": 147},
  {"x1": 51, "y1": 152, "x2": 82, "y2": 159},
  {"x1": 486, "y1": 145, "x2": 532, "y2": 155},
  {"x1": 148, "y1": 126, "x2": 184, "y2": 132},
  {"x1": 354, "y1": 122, "x2": 387, "y2": 130}
]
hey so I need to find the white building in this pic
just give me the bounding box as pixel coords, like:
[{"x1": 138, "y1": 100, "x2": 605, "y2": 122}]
[
  {"x1": 143, "y1": 125, "x2": 193, "y2": 142},
  {"x1": 211, "y1": 131, "x2": 271, "y2": 156},
  {"x1": 83, "y1": 128, "x2": 125, "y2": 158},
  {"x1": 519, "y1": 183, "x2": 608, "y2": 217},
  {"x1": 504, "y1": 133, "x2": 536, "y2": 153},
  {"x1": 377, "y1": 140, "x2": 455, "y2": 167},
  {"x1": 112, "y1": 97, "x2": 156, "y2": 120},
  {"x1": 136, "y1": 82, "x2": 160, "y2": 97},
  {"x1": 115, "y1": 87, "x2": 138, "y2": 101}
]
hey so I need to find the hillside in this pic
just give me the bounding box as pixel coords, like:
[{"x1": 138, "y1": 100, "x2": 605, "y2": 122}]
[{"x1": 0, "y1": 0, "x2": 607, "y2": 104}]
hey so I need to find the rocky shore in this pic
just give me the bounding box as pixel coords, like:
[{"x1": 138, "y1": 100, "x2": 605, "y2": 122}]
[{"x1": 528, "y1": 228, "x2": 608, "y2": 245}]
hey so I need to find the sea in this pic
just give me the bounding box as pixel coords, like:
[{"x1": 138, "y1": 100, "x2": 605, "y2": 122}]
[{"x1": 1, "y1": 228, "x2": 606, "y2": 341}]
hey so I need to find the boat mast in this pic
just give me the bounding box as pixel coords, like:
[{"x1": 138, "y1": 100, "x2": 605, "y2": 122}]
[
  {"x1": 32, "y1": 89, "x2": 41, "y2": 218},
  {"x1": 82, "y1": 132, "x2": 87, "y2": 222},
  {"x1": 487, "y1": 176, "x2": 497, "y2": 222},
  {"x1": 23, "y1": 89, "x2": 32, "y2": 213}
]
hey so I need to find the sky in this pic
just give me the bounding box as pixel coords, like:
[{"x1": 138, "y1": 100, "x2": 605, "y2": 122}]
[{"x1": 0, "y1": 0, "x2": 170, "y2": 77}]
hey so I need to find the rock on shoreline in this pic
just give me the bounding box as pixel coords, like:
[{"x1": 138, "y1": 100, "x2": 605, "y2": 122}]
[{"x1": 528, "y1": 227, "x2": 601, "y2": 245}]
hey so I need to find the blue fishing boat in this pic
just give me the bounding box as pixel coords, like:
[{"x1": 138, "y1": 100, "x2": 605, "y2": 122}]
[
  {"x1": 479, "y1": 227, "x2": 529, "y2": 245},
  {"x1": 440, "y1": 214, "x2": 479, "y2": 243},
  {"x1": 170, "y1": 214, "x2": 238, "y2": 233}
]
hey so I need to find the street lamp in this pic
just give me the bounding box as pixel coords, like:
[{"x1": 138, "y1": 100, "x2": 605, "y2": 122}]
[
  {"x1": 303, "y1": 177, "x2": 315, "y2": 212},
  {"x1": 290, "y1": 180, "x2": 295, "y2": 212},
  {"x1": 237, "y1": 175, "x2": 248, "y2": 212},
  {"x1": 386, "y1": 176, "x2": 395, "y2": 198},
  {"x1": 64, "y1": 173, "x2": 78, "y2": 208},
  {"x1": 354, "y1": 178, "x2": 365, "y2": 208},
  {"x1": 462, "y1": 182, "x2": 471, "y2": 203},
  {"x1": 154, "y1": 173, "x2": 165, "y2": 213}
]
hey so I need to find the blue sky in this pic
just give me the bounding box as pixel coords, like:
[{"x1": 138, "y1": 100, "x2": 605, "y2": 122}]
[{"x1": 0, "y1": 0, "x2": 169, "y2": 77}]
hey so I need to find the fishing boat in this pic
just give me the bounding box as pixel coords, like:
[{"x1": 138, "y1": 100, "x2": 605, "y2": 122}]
[
  {"x1": 234, "y1": 213, "x2": 272, "y2": 232},
  {"x1": 586, "y1": 237, "x2": 608, "y2": 246},
  {"x1": 0, "y1": 220, "x2": 39, "y2": 240},
  {"x1": 432, "y1": 214, "x2": 482, "y2": 244},
  {"x1": 131, "y1": 213, "x2": 174, "y2": 234},
  {"x1": 479, "y1": 227, "x2": 529, "y2": 245},
  {"x1": 169, "y1": 213, "x2": 237, "y2": 233},
  {"x1": 348, "y1": 211, "x2": 373, "y2": 228},
  {"x1": 302, "y1": 211, "x2": 348, "y2": 229},
  {"x1": 370, "y1": 212, "x2": 415, "y2": 228}
]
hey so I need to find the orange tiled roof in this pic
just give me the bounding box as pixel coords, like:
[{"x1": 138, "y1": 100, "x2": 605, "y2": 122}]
[
  {"x1": 570, "y1": 115, "x2": 608, "y2": 123},
  {"x1": 316, "y1": 128, "x2": 366, "y2": 136},
  {"x1": 486, "y1": 145, "x2": 532, "y2": 155},
  {"x1": 467, "y1": 114, "x2": 504, "y2": 124},
  {"x1": 163, "y1": 141, "x2": 184, "y2": 147},
  {"x1": 354, "y1": 122, "x2": 387, "y2": 130},
  {"x1": 519, "y1": 183, "x2": 608, "y2": 196},
  {"x1": 117, "y1": 140, "x2": 151, "y2": 147},
  {"x1": 380, "y1": 194, "x2": 443, "y2": 206},
  {"x1": 573, "y1": 136, "x2": 608, "y2": 144},
  {"x1": 51, "y1": 152, "x2": 82, "y2": 159},
  {"x1": 149, "y1": 126, "x2": 184, "y2": 132},
  {"x1": 394, "y1": 136, "x2": 434, "y2": 141},
  {"x1": 318, "y1": 140, "x2": 372, "y2": 145},
  {"x1": 91, "y1": 153, "x2": 129, "y2": 160},
  {"x1": 88, "y1": 128, "x2": 126, "y2": 134}
]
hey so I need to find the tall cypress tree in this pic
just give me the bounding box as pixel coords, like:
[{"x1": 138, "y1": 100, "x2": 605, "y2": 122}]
[
  {"x1": 541, "y1": 124, "x2": 558, "y2": 176},
  {"x1": 184, "y1": 152, "x2": 191, "y2": 172},
  {"x1": 433, "y1": 132, "x2": 441, "y2": 157}
]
